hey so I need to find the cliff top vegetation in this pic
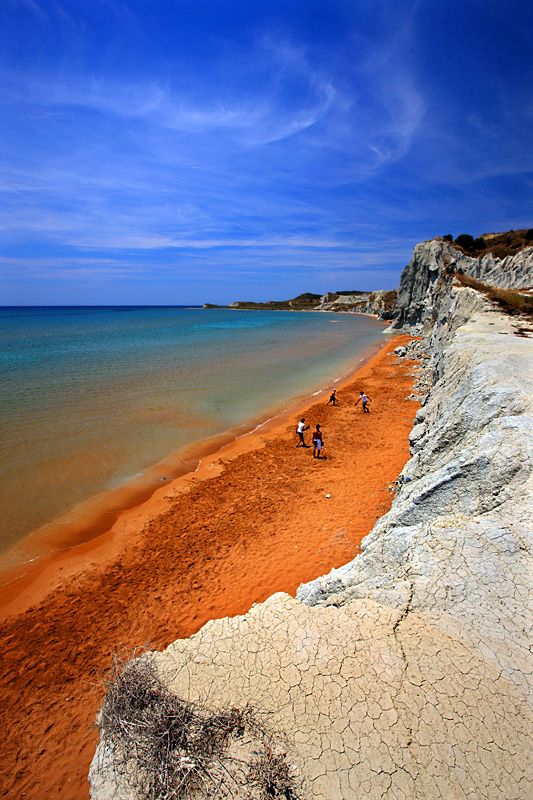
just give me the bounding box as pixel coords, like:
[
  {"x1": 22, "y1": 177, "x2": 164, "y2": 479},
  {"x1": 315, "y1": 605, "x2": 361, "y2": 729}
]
[
  {"x1": 440, "y1": 228, "x2": 533, "y2": 259},
  {"x1": 455, "y1": 273, "x2": 533, "y2": 319}
]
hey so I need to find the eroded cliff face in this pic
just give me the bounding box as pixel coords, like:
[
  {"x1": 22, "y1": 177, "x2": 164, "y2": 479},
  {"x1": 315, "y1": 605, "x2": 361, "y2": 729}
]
[
  {"x1": 90, "y1": 259, "x2": 533, "y2": 799},
  {"x1": 316, "y1": 289, "x2": 397, "y2": 318},
  {"x1": 393, "y1": 239, "x2": 533, "y2": 331},
  {"x1": 214, "y1": 289, "x2": 398, "y2": 318}
]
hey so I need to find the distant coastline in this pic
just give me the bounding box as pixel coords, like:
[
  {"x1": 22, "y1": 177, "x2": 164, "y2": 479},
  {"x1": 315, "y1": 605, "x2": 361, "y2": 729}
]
[{"x1": 203, "y1": 288, "x2": 398, "y2": 318}]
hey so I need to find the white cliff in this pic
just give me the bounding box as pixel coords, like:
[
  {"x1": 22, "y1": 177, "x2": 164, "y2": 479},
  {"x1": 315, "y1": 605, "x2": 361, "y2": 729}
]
[
  {"x1": 317, "y1": 289, "x2": 397, "y2": 318},
  {"x1": 90, "y1": 253, "x2": 533, "y2": 800},
  {"x1": 393, "y1": 239, "x2": 532, "y2": 331}
]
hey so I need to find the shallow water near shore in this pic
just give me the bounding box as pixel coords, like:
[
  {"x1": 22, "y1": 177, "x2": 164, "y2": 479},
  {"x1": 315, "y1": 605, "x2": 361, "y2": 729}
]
[{"x1": 0, "y1": 306, "x2": 385, "y2": 567}]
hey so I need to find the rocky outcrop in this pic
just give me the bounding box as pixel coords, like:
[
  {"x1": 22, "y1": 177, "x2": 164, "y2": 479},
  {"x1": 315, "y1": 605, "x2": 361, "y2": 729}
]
[
  {"x1": 367, "y1": 289, "x2": 398, "y2": 318},
  {"x1": 90, "y1": 272, "x2": 533, "y2": 799},
  {"x1": 204, "y1": 290, "x2": 397, "y2": 318},
  {"x1": 393, "y1": 239, "x2": 533, "y2": 331},
  {"x1": 317, "y1": 290, "x2": 397, "y2": 318}
]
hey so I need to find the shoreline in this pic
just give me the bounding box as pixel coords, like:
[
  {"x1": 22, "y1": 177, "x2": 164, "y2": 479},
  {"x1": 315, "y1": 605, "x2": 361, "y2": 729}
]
[
  {"x1": 0, "y1": 333, "x2": 417, "y2": 800},
  {"x1": 0, "y1": 332, "x2": 386, "y2": 620},
  {"x1": 1, "y1": 306, "x2": 384, "y2": 574}
]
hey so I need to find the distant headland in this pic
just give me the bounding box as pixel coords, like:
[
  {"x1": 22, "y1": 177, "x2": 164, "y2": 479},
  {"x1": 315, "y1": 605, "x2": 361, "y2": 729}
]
[{"x1": 203, "y1": 289, "x2": 398, "y2": 318}]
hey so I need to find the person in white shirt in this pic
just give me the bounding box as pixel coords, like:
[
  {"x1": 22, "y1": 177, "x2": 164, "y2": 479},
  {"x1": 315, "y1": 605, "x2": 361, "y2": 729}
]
[
  {"x1": 355, "y1": 391, "x2": 371, "y2": 413},
  {"x1": 296, "y1": 418, "x2": 310, "y2": 447}
]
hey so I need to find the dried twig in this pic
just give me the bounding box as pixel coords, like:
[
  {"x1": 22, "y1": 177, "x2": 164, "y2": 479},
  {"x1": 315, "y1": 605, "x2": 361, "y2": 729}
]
[{"x1": 97, "y1": 653, "x2": 300, "y2": 799}]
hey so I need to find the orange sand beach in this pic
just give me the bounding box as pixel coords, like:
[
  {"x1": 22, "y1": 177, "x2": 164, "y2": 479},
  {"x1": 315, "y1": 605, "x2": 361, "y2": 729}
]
[{"x1": 0, "y1": 334, "x2": 417, "y2": 800}]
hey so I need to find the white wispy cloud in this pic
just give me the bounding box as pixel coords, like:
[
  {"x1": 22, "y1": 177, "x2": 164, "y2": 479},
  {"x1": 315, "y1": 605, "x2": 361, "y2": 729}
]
[{"x1": 3, "y1": 62, "x2": 339, "y2": 150}]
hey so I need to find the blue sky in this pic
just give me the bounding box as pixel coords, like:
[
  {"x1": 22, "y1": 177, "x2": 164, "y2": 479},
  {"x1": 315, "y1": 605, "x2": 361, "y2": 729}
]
[{"x1": 1, "y1": 0, "x2": 532, "y2": 305}]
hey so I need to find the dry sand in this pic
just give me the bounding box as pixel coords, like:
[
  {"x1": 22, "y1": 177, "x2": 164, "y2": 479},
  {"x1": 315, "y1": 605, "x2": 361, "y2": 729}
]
[{"x1": 0, "y1": 334, "x2": 416, "y2": 800}]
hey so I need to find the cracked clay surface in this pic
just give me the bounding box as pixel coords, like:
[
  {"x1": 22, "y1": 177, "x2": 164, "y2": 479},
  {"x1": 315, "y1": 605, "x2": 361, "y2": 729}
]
[{"x1": 91, "y1": 292, "x2": 533, "y2": 799}]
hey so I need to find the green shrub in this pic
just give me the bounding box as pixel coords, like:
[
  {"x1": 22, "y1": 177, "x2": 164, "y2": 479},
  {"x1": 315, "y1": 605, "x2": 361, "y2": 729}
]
[{"x1": 454, "y1": 234, "x2": 475, "y2": 251}]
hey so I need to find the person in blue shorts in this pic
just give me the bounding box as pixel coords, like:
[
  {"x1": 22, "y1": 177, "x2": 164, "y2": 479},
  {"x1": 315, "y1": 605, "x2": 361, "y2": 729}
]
[{"x1": 312, "y1": 424, "x2": 324, "y2": 458}]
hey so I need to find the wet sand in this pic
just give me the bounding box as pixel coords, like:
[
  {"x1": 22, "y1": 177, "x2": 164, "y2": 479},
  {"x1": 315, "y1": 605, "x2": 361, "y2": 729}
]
[{"x1": 0, "y1": 334, "x2": 416, "y2": 799}]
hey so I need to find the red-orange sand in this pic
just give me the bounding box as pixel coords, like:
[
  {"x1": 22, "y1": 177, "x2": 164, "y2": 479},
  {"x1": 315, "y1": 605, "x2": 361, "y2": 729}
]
[{"x1": 0, "y1": 335, "x2": 416, "y2": 800}]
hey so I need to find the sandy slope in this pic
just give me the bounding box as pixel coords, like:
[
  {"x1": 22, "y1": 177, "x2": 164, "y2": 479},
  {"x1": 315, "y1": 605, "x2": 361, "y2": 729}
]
[{"x1": 0, "y1": 334, "x2": 416, "y2": 800}]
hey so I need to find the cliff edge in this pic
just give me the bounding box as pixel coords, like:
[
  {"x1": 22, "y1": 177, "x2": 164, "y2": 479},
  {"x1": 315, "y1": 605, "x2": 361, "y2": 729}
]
[
  {"x1": 90, "y1": 241, "x2": 533, "y2": 800},
  {"x1": 392, "y1": 238, "x2": 532, "y2": 331}
]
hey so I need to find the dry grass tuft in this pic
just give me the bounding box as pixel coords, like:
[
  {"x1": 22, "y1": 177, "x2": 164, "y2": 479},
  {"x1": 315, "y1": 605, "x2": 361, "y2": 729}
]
[
  {"x1": 248, "y1": 745, "x2": 299, "y2": 799},
  {"x1": 98, "y1": 652, "x2": 300, "y2": 799},
  {"x1": 454, "y1": 274, "x2": 533, "y2": 319}
]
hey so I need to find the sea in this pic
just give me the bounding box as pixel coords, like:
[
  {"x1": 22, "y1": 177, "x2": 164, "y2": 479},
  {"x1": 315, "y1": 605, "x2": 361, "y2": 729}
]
[{"x1": 0, "y1": 305, "x2": 385, "y2": 569}]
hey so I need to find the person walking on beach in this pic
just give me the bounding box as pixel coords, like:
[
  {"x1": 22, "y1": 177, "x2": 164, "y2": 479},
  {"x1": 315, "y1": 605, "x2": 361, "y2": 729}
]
[
  {"x1": 327, "y1": 388, "x2": 337, "y2": 405},
  {"x1": 312, "y1": 424, "x2": 324, "y2": 458},
  {"x1": 296, "y1": 418, "x2": 310, "y2": 447},
  {"x1": 356, "y1": 391, "x2": 371, "y2": 413}
]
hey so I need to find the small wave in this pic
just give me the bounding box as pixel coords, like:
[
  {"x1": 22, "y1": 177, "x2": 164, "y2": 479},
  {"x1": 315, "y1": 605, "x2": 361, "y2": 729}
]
[
  {"x1": 252, "y1": 416, "x2": 275, "y2": 431},
  {"x1": 239, "y1": 416, "x2": 276, "y2": 437}
]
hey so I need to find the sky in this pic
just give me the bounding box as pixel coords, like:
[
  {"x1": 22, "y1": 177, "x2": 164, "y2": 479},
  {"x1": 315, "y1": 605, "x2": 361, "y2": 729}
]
[{"x1": 1, "y1": 0, "x2": 532, "y2": 305}]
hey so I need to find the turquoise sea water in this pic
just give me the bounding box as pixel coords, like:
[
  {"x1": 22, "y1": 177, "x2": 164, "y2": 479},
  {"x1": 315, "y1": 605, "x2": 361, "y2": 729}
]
[{"x1": 0, "y1": 306, "x2": 385, "y2": 561}]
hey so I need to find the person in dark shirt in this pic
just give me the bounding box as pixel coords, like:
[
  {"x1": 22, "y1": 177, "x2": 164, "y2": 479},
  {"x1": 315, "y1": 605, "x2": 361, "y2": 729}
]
[{"x1": 327, "y1": 388, "x2": 337, "y2": 405}]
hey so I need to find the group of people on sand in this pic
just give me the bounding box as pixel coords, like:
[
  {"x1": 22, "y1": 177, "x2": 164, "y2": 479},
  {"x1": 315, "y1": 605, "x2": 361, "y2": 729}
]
[
  {"x1": 327, "y1": 388, "x2": 371, "y2": 411},
  {"x1": 296, "y1": 389, "x2": 371, "y2": 458}
]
